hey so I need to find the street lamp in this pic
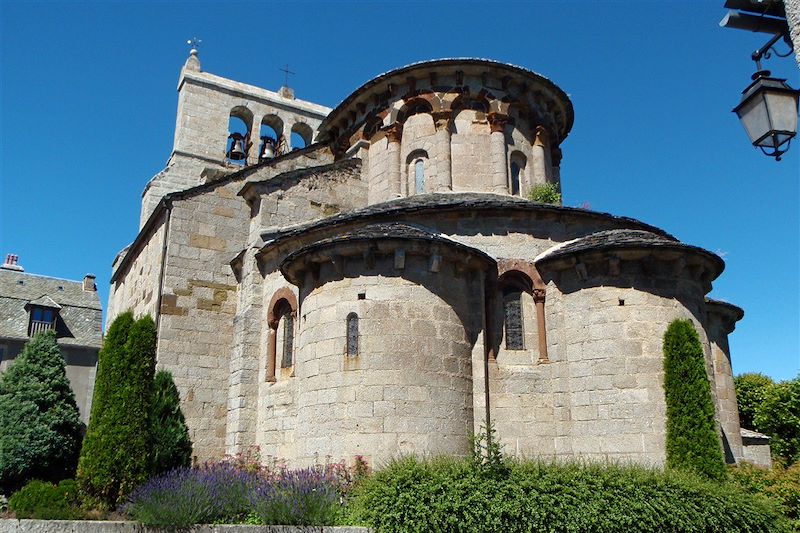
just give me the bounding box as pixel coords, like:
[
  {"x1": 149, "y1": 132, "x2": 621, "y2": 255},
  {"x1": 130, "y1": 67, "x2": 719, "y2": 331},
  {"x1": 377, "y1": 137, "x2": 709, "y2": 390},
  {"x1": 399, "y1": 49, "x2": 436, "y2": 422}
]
[{"x1": 733, "y1": 69, "x2": 799, "y2": 161}]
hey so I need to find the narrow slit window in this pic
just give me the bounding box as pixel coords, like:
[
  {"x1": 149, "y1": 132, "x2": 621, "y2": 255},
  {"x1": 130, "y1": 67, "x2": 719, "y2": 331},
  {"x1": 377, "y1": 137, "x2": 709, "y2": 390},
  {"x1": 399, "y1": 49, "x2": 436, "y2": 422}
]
[
  {"x1": 276, "y1": 301, "x2": 294, "y2": 368},
  {"x1": 346, "y1": 313, "x2": 359, "y2": 357},
  {"x1": 510, "y1": 161, "x2": 521, "y2": 196},
  {"x1": 414, "y1": 159, "x2": 425, "y2": 194},
  {"x1": 503, "y1": 290, "x2": 524, "y2": 350}
]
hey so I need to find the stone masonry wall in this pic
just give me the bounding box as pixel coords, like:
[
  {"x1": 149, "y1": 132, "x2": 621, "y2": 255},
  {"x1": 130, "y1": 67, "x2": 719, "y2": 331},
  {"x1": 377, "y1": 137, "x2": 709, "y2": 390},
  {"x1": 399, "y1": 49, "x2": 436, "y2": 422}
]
[
  {"x1": 706, "y1": 311, "x2": 744, "y2": 462},
  {"x1": 107, "y1": 214, "x2": 167, "y2": 322},
  {"x1": 266, "y1": 254, "x2": 483, "y2": 466}
]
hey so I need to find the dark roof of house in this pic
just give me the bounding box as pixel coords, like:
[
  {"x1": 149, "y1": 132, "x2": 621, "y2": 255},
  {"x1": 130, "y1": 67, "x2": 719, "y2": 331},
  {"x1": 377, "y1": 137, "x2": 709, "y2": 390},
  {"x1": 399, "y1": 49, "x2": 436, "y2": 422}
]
[
  {"x1": 0, "y1": 269, "x2": 102, "y2": 347},
  {"x1": 260, "y1": 193, "x2": 674, "y2": 254},
  {"x1": 535, "y1": 229, "x2": 724, "y2": 272}
]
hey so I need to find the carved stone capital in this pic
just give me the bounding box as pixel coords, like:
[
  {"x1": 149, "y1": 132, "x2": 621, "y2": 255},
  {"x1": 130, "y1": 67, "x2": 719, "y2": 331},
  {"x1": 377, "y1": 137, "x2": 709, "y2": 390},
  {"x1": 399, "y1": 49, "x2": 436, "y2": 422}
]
[
  {"x1": 532, "y1": 288, "x2": 546, "y2": 303},
  {"x1": 534, "y1": 125, "x2": 550, "y2": 147},
  {"x1": 487, "y1": 112, "x2": 509, "y2": 133},
  {"x1": 385, "y1": 123, "x2": 403, "y2": 144},
  {"x1": 431, "y1": 111, "x2": 452, "y2": 131}
]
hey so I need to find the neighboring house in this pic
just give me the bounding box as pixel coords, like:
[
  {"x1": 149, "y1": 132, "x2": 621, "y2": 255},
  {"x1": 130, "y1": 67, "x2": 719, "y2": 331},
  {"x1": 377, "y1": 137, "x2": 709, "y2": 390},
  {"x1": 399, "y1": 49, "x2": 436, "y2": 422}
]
[
  {"x1": 109, "y1": 53, "x2": 761, "y2": 468},
  {"x1": 0, "y1": 254, "x2": 102, "y2": 424}
]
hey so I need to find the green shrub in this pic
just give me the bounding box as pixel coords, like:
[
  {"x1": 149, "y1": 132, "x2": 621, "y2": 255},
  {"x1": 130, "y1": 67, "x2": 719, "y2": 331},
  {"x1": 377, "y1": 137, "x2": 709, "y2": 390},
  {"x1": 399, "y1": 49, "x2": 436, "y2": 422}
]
[
  {"x1": 662, "y1": 319, "x2": 726, "y2": 480},
  {"x1": 8, "y1": 479, "x2": 83, "y2": 520},
  {"x1": 0, "y1": 331, "x2": 83, "y2": 493},
  {"x1": 526, "y1": 183, "x2": 561, "y2": 205},
  {"x1": 77, "y1": 313, "x2": 157, "y2": 506},
  {"x1": 735, "y1": 373, "x2": 775, "y2": 430},
  {"x1": 729, "y1": 462, "x2": 800, "y2": 530},
  {"x1": 755, "y1": 377, "x2": 800, "y2": 466},
  {"x1": 348, "y1": 457, "x2": 785, "y2": 532},
  {"x1": 151, "y1": 370, "x2": 192, "y2": 475}
]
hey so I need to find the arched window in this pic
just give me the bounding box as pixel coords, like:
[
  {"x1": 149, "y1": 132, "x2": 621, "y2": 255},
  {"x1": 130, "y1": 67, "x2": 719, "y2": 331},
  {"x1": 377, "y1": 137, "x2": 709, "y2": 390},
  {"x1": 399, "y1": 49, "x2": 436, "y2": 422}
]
[
  {"x1": 260, "y1": 115, "x2": 283, "y2": 160},
  {"x1": 415, "y1": 159, "x2": 425, "y2": 194},
  {"x1": 503, "y1": 289, "x2": 524, "y2": 350},
  {"x1": 509, "y1": 152, "x2": 527, "y2": 197},
  {"x1": 346, "y1": 312, "x2": 359, "y2": 357},
  {"x1": 275, "y1": 300, "x2": 294, "y2": 368},
  {"x1": 266, "y1": 289, "x2": 298, "y2": 381},
  {"x1": 226, "y1": 113, "x2": 250, "y2": 165},
  {"x1": 291, "y1": 122, "x2": 313, "y2": 150},
  {"x1": 510, "y1": 162, "x2": 521, "y2": 196}
]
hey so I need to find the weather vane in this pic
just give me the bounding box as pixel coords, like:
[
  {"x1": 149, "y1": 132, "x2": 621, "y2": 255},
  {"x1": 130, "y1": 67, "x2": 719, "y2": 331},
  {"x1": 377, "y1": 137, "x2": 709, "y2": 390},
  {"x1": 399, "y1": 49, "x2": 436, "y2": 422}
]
[
  {"x1": 279, "y1": 64, "x2": 295, "y2": 87},
  {"x1": 186, "y1": 37, "x2": 202, "y2": 54}
]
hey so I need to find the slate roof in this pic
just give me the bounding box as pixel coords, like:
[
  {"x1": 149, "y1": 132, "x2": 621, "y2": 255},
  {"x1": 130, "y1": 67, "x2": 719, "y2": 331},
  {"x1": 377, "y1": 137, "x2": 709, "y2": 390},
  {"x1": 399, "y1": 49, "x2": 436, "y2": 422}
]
[
  {"x1": 282, "y1": 222, "x2": 495, "y2": 265},
  {"x1": 259, "y1": 193, "x2": 674, "y2": 254},
  {"x1": 0, "y1": 269, "x2": 102, "y2": 348},
  {"x1": 535, "y1": 229, "x2": 724, "y2": 273}
]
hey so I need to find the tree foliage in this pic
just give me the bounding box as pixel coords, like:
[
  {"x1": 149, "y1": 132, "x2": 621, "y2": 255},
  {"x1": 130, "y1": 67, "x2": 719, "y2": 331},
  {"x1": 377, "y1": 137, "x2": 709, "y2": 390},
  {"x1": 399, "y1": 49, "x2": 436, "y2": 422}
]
[
  {"x1": 662, "y1": 319, "x2": 726, "y2": 480},
  {"x1": 526, "y1": 183, "x2": 561, "y2": 205},
  {"x1": 151, "y1": 370, "x2": 192, "y2": 475},
  {"x1": 755, "y1": 378, "x2": 800, "y2": 466},
  {"x1": 0, "y1": 331, "x2": 83, "y2": 493},
  {"x1": 77, "y1": 312, "x2": 157, "y2": 505},
  {"x1": 735, "y1": 373, "x2": 775, "y2": 430}
]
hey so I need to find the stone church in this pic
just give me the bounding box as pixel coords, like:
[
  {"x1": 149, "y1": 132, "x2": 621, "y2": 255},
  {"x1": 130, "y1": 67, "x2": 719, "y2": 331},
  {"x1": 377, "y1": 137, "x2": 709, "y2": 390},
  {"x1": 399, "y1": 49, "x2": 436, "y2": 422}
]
[{"x1": 108, "y1": 50, "x2": 761, "y2": 468}]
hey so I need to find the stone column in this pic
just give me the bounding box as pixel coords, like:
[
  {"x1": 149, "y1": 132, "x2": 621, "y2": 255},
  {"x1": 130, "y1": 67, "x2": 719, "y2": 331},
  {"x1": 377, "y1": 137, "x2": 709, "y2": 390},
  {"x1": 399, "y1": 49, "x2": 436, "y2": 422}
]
[
  {"x1": 488, "y1": 113, "x2": 509, "y2": 194},
  {"x1": 247, "y1": 115, "x2": 260, "y2": 166},
  {"x1": 283, "y1": 121, "x2": 293, "y2": 152},
  {"x1": 533, "y1": 288, "x2": 548, "y2": 362},
  {"x1": 266, "y1": 328, "x2": 277, "y2": 382},
  {"x1": 432, "y1": 111, "x2": 452, "y2": 191},
  {"x1": 531, "y1": 126, "x2": 549, "y2": 186},
  {"x1": 386, "y1": 123, "x2": 403, "y2": 198}
]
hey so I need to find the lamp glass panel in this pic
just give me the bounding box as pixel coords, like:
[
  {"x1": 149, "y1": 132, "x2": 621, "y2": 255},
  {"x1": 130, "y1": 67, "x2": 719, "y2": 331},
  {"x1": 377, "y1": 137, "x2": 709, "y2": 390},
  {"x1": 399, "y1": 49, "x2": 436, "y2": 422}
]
[
  {"x1": 737, "y1": 93, "x2": 770, "y2": 145},
  {"x1": 764, "y1": 90, "x2": 799, "y2": 135}
]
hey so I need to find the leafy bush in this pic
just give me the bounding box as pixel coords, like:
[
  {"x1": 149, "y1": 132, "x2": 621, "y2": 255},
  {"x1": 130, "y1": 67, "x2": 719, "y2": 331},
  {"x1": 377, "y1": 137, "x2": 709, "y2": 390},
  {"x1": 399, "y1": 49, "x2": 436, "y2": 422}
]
[
  {"x1": 729, "y1": 462, "x2": 800, "y2": 531},
  {"x1": 151, "y1": 370, "x2": 192, "y2": 475},
  {"x1": 527, "y1": 183, "x2": 561, "y2": 205},
  {"x1": 735, "y1": 373, "x2": 775, "y2": 430},
  {"x1": 0, "y1": 331, "x2": 83, "y2": 493},
  {"x1": 662, "y1": 319, "x2": 726, "y2": 480},
  {"x1": 755, "y1": 378, "x2": 800, "y2": 466},
  {"x1": 8, "y1": 479, "x2": 83, "y2": 520},
  {"x1": 347, "y1": 456, "x2": 786, "y2": 532},
  {"x1": 77, "y1": 313, "x2": 157, "y2": 506}
]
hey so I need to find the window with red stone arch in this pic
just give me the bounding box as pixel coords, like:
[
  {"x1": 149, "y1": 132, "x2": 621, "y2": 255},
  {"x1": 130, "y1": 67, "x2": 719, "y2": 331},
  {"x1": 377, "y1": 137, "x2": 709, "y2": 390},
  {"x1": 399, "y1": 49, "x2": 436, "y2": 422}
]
[
  {"x1": 498, "y1": 271, "x2": 532, "y2": 351},
  {"x1": 266, "y1": 288, "x2": 298, "y2": 381},
  {"x1": 496, "y1": 263, "x2": 549, "y2": 362}
]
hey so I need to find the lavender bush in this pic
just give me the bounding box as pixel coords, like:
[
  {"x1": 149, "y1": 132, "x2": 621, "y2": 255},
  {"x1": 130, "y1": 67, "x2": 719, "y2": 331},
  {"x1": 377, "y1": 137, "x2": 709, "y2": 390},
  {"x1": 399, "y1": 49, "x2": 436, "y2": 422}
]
[
  {"x1": 124, "y1": 454, "x2": 360, "y2": 527},
  {"x1": 249, "y1": 466, "x2": 344, "y2": 525},
  {"x1": 123, "y1": 464, "x2": 259, "y2": 527}
]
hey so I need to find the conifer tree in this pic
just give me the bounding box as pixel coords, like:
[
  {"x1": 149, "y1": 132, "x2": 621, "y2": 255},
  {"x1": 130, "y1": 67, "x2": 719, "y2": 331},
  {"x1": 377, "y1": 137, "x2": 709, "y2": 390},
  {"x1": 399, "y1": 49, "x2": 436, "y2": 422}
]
[
  {"x1": 0, "y1": 331, "x2": 83, "y2": 493},
  {"x1": 662, "y1": 319, "x2": 726, "y2": 480},
  {"x1": 77, "y1": 312, "x2": 157, "y2": 505},
  {"x1": 151, "y1": 370, "x2": 192, "y2": 474}
]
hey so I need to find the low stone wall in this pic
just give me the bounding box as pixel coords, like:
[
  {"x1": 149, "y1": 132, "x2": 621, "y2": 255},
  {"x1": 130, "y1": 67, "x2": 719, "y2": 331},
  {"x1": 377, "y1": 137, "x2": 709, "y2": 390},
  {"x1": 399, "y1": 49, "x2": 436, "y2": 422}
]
[{"x1": 0, "y1": 520, "x2": 370, "y2": 533}]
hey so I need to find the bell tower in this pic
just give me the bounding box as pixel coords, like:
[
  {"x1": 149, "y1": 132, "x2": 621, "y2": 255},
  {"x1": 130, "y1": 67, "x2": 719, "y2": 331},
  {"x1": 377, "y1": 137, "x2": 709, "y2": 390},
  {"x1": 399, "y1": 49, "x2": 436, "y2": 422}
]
[{"x1": 139, "y1": 45, "x2": 332, "y2": 227}]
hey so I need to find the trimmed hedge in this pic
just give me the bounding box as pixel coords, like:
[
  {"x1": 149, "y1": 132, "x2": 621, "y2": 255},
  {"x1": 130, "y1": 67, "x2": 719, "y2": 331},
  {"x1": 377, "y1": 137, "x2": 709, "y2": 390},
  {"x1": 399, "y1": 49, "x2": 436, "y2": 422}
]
[
  {"x1": 77, "y1": 313, "x2": 157, "y2": 506},
  {"x1": 662, "y1": 319, "x2": 726, "y2": 480},
  {"x1": 347, "y1": 456, "x2": 786, "y2": 532},
  {"x1": 0, "y1": 331, "x2": 83, "y2": 493},
  {"x1": 8, "y1": 479, "x2": 82, "y2": 520},
  {"x1": 151, "y1": 370, "x2": 192, "y2": 475}
]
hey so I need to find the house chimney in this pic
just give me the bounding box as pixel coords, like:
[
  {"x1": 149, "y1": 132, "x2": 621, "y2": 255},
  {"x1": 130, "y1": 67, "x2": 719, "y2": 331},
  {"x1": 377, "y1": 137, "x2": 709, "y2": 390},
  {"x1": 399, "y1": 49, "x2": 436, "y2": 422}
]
[
  {"x1": 83, "y1": 274, "x2": 96, "y2": 291},
  {"x1": 1, "y1": 254, "x2": 24, "y2": 272}
]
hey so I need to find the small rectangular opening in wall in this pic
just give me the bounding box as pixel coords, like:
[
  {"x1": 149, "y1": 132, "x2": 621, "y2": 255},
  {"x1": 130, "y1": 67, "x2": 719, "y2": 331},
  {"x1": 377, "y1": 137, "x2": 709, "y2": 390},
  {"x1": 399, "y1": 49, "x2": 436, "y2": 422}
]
[
  {"x1": 358, "y1": 292, "x2": 366, "y2": 300},
  {"x1": 618, "y1": 298, "x2": 625, "y2": 306}
]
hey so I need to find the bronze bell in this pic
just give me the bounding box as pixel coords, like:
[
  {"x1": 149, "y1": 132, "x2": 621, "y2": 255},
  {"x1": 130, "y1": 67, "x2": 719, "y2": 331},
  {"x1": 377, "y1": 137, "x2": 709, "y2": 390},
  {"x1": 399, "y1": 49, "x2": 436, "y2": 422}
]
[
  {"x1": 261, "y1": 137, "x2": 275, "y2": 159},
  {"x1": 228, "y1": 136, "x2": 246, "y2": 161}
]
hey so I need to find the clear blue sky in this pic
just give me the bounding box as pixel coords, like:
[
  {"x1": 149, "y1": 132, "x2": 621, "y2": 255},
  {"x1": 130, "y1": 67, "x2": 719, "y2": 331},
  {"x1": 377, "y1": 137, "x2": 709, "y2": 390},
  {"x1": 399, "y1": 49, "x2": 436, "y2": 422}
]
[{"x1": 1, "y1": 1, "x2": 798, "y2": 381}]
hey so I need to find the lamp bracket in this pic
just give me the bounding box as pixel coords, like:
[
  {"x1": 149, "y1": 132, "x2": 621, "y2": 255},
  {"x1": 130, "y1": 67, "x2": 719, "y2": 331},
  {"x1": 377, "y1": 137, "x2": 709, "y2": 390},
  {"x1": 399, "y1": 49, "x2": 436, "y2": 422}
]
[{"x1": 752, "y1": 31, "x2": 794, "y2": 70}]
